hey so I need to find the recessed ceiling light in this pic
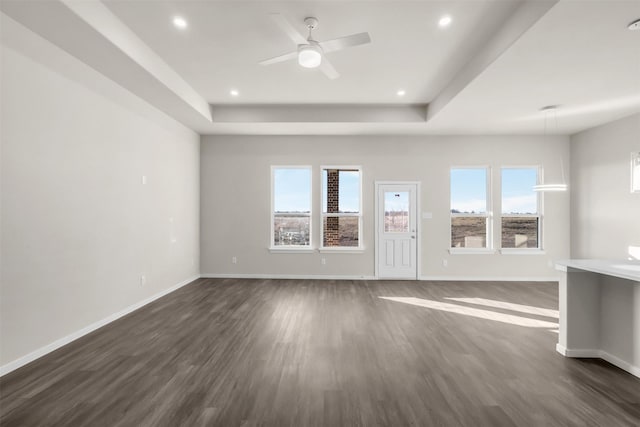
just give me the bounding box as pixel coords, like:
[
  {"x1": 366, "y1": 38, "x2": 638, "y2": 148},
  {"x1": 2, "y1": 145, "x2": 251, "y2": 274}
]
[
  {"x1": 397, "y1": 89, "x2": 406, "y2": 97},
  {"x1": 629, "y1": 18, "x2": 640, "y2": 30},
  {"x1": 438, "y1": 15, "x2": 452, "y2": 28},
  {"x1": 230, "y1": 89, "x2": 239, "y2": 97},
  {"x1": 173, "y1": 16, "x2": 188, "y2": 29}
]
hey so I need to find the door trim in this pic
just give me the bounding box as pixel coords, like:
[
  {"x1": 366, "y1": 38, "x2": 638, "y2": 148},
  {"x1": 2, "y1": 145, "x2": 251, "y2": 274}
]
[{"x1": 374, "y1": 181, "x2": 421, "y2": 280}]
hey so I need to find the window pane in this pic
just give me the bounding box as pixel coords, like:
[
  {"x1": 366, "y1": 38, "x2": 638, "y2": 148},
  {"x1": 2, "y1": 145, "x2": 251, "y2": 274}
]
[
  {"x1": 451, "y1": 168, "x2": 487, "y2": 214},
  {"x1": 502, "y1": 217, "x2": 538, "y2": 248},
  {"x1": 273, "y1": 167, "x2": 311, "y2": 247},
  {"x1": 322, "y1": 169, "x2": 360, "y2": 213},
  {"x1": 274, "y1": 168, "x2": 311, "y2": 213},
  {"x1": 339, "y1": 170, "x2": 360, "y2": 212},
  {"x1": 501, "y1": 168, "x2": 537, "y2": 214},
  {"x1": 384, "y1": 191, "x2": 409, "y2": 232},
  {"x1": 323, "y1": 217, "x2": 359, "y2": 247},
  {"x1": 451, "y1": 217, "x2": 487, "y2": 248},
  {"x1": 274, "y1": 215, "x2": 310, "y2": 246}
]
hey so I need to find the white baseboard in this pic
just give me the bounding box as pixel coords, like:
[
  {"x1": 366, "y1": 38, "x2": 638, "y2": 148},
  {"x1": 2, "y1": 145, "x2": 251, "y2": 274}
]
[
  {"x1": 202, "y1": 274, "x2": 557, "y2": 282},
  {"x1": 600, "y1": 351, "x2": 640, "y2": 378},
  {"x1": 420, "y1": 275, "x2": 559, "y2": 282},
  {"x1": 0, "y1": 275, "x2": 200, "y2": 377},
  {"x1": 556, "y1": 344, "x2": 640, "y2": 378},
  {"x1": 555, "y1": 343, "x2": 568, "y2": 356},
  {"x1": 201, "y1": 273, "x2": 376, "y2": 280},
  {"x1": 556, "y1": 344, "x2": 599, "y2": 358}
]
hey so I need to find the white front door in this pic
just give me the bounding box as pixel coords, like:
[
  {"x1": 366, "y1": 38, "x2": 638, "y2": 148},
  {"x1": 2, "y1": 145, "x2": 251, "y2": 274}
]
[{"x1": 376, "y1": 183, "x2": 419, "y2": 279}]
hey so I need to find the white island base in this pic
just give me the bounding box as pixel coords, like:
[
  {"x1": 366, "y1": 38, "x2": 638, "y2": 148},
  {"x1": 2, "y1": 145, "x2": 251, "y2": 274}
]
[{"x1": 555, "y1": 260, "x2": 640, "y2": 378}]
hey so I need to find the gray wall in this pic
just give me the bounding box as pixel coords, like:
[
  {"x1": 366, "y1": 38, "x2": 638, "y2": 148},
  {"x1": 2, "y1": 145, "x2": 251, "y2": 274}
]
[
  {"x1": 0, "y1": 17, "x2": 200, "y2": 367},
  {"x1": 570, "y1": 113, "x2": 640, "y2": 259},
  {"x1": 201, "y1": 135, "x2": 570, "y2": 279}
]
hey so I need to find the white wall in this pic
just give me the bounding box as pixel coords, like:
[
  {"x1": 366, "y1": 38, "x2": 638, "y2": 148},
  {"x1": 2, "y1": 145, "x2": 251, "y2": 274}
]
[
  {"x1": 570, "y1": 113, "x2": 640, "y2": 259},
  {"x1": 201, "y1": 135, "x2": 570, "y2": 280},
  {"x1": 0, "y1": 16, "x2": 200, "y2": 368}
]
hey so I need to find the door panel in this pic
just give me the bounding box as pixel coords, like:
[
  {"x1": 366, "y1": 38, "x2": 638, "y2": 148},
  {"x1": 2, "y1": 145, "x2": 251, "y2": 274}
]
[
  {"x1": 401, "y1": 240, "x2": 410, "y2": 265},
  {"x1": 385, "y1": 240, "x2": 394, "y2": 266}
]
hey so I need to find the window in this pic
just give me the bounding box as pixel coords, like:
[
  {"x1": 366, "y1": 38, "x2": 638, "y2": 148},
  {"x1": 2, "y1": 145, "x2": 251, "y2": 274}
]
[
  {"x1": 385, "y1": 191, "x2": 410, "y2": 233},
  {"x1": 321, "y1": 167, "x2": 361, "y2": 248},
  {"x1": 501, "y1": 167, "x2": 540, "y2": 249},
  {"x1": 272, "y1": 167, "x2": 312, "y2": 248},
  {"x1": 450, "y1": 167, "x2": 491, "y2": 249}
]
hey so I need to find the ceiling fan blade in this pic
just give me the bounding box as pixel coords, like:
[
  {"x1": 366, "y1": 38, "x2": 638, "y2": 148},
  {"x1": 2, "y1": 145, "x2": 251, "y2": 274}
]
[
  {"x1": 259, "y1": 50, "x2": 298, "y2": 66},
  {"x1": 319, "y1": 32, "x2": 371, "y2": 53},
  {"x1": 319, "y1": 56, "x2": 340, "y2": 80},
  {"x1": 269, "y1": 13, "x2": 307, "y2": 45}
]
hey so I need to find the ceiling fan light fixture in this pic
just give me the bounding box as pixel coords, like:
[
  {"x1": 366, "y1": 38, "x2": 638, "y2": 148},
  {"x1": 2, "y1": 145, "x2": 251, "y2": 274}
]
[{"x1": 298, "y1": 44, "x2": 322, "y2": 68}]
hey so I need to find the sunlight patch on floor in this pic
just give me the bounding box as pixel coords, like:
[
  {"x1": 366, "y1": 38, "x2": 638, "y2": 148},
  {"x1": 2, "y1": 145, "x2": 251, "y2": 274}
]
[
  {"x1": 444, "y1": 297, "x2": 559, "y2": 319},
  {"x1": 379, "y1": 297, "x2": 558, "y2": 328}
]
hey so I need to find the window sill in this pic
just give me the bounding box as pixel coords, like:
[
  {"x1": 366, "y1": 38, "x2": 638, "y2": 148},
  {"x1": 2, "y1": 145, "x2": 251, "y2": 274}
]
[
  {"x1": 449, "y1": 248, "x2": 497, "y2": 255},
  {"x1": 500, "y1": 249, "x2": 546, "y2": 255},
  {"x1": 269, "y1": 247, "x2": 315, "y2": 254},
  {"x1": 319, "y1": 247, "x2": 365, "y2": 254}
]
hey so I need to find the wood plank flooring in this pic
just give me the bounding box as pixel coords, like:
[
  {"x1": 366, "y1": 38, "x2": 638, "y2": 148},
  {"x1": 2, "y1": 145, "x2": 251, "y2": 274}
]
[{"x1": 1, "y1": 278, "x2": 639, "y2": 426}]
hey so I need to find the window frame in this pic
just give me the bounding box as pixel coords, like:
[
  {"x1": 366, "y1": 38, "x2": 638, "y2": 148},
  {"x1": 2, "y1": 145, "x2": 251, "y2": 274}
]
[
  {"x1": 499, "y1": 165, "x2": 543, "y2": 253},
  {"x1": 270, "y1": 165, "x2": 313, "y2": 251},
  {"x1": 320, "y1": 166, "x2": 363, "y2": 251},
  {"x1": 449, "y1": 166, "x2": 494, "y2": 254}
]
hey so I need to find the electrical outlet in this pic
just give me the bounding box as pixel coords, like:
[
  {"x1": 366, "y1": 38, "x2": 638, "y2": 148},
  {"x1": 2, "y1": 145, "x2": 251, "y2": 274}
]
[
  {"x1": 321, "y1": 258, "x2": 326, "y2": 265},
  {"x1": 442, "y1": 259, "x2": 448, "y2": 267},
  {"x1": 232, "y1": 256, "x2": 237, "y2": 264},
  {"x1": 140, "y1": 275, "x2": 146, "y2": 286}
]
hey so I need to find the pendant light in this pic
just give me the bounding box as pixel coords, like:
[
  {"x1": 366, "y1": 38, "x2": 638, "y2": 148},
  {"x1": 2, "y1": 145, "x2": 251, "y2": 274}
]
[{"x1": 534, "y1": 106, "x2": 568, "y2": 192}]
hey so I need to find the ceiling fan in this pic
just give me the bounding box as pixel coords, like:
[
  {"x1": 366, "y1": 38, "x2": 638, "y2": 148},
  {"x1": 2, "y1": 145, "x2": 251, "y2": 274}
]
[{"x1": 259, "y1": 14, "x2": 371, "y2": 79}]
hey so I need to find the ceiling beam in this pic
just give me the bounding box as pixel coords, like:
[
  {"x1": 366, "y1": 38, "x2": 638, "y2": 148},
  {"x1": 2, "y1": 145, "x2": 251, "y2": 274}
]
[
  {"x1": 209, "y1": 105, "x2": 428, "y2": 123},
  {"x1": 427, "y1": 0, "x2": 559, "y2": 121},
  {"x1": 0, "y1": 0, "x2": 212, "y2": 131}
]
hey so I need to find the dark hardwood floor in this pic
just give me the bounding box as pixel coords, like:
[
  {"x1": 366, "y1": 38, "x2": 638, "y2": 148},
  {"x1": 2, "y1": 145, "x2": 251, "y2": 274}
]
[{"x1": 1, "y1": 278, "x2": 639, "y2": 426}]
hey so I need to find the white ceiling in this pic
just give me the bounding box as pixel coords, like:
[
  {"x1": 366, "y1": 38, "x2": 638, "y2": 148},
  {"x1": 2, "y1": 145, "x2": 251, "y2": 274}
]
[
  {"x1": 427, "y1": 0, "x2": 640, "y2": 134},
  {"x1": 103, "y1": 0, "x2": 518, "y2": 105},
  {"x1": 2, "y1": 0, "x2": 639, "y2": 135}
]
